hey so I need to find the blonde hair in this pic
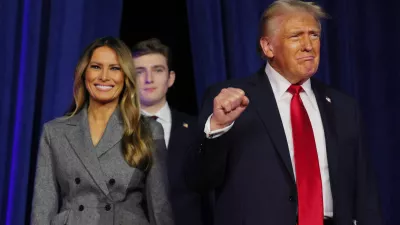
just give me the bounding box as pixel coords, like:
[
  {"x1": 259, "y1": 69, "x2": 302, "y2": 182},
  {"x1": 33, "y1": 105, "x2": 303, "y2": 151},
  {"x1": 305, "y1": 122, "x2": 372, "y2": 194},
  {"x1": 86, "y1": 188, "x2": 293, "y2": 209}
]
[
  {"x1": 68, "y1": 37, "x2": 153, "y2": 172},
  {"x1": 257, "y1": 0, "x2": 329, "y2": 55}
]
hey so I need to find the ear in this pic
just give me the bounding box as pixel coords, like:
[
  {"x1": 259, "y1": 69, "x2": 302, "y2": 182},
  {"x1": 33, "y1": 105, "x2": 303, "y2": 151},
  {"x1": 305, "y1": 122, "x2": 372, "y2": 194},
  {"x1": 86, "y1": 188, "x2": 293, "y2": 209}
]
[
  {"x1": 168, "y1": 71, "x2": 176, "y2": 88},
  {"x1": 259, "y1": 37, "x2": 275, "y2": 59}
]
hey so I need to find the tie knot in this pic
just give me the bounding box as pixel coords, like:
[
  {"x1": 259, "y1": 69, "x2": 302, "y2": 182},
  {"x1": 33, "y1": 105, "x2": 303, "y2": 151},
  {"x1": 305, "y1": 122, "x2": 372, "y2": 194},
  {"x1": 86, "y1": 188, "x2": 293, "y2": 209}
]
[
  {"x1": 150, "y1": 115, "x2": 158, "y2": 120},
  {"x1": 287, "y1": 84, "x2": 303, "y2": 95}
]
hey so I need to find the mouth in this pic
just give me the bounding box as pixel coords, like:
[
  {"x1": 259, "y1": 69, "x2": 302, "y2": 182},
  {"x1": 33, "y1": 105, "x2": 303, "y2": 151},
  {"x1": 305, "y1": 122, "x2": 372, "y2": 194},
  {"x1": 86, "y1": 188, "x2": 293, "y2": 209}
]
[
  {"x1": 298, "y1": 56, "x2": 315, "y2": 61},
  {"x1": 144, "y1": 88, "x2": 156, "y2": 92},
  {"x1": 94, "y1": 84, "x2": 114, "y2": 91}
]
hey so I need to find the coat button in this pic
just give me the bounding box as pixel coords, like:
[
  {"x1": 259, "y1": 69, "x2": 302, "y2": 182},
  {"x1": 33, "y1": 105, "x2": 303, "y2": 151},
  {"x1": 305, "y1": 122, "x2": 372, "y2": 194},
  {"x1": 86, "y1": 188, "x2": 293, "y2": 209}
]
[
  {"x1": 109, "y1": 178, "x2": 115, "y2": 185},
  {"x1": 105, "y1": 204, "x2": 111, "y2": 211},
  {"x1": 289, "y1": 196, "x2": 295, "y2": 202},
  {"x1": 75, "y1": 177, "x2": 81, "y2": 184},
  {"x1": 198, "y1": 143, "x2": 203, "y2": 153},
  {"x1": 79, "y1": 205, "x2": 84, "y2": 211}
]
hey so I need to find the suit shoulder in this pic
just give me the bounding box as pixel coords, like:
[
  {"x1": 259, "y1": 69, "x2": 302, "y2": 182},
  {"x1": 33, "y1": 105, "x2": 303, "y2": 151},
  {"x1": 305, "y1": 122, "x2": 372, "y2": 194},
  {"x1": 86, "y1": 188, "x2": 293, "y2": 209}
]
[
  {"x1": 43, "y1": 116, "x2": 69, "y2": 129},
  {"x1": 171, "y1": 109, "x2": 196, "y2": 122},
  {"x1": 312, "y1": 78, "x2": 358, "y2": 107},
  {"x1": 327, "y1": 86, "x2": 358, "y2": 107},
  {"x1": 203, "y1": 73, "x2": 257, "y2": 102},
  {"x1": 207, "y1": 75, "x2": 253, "y2": 91},
  {"x1": 40, "y1": 116, "x2": 70, "y2": 140}
]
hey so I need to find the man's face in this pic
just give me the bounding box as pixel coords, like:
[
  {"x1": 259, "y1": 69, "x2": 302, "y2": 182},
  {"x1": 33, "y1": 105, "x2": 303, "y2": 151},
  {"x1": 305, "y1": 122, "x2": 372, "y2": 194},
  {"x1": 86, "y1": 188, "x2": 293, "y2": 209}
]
[
  {"x1": 134, "y1": 53, "x2": 175, "y2": 107},
  {"x1": 264, "y1": 12, "x2": 321, "y2": 83}
]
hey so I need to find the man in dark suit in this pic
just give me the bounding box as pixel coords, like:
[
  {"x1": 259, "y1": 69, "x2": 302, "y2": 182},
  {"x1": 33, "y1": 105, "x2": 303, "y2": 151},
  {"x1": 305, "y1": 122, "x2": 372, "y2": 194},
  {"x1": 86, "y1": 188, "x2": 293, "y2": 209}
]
[
  {"x1": 132, "y1": 39, "x2": 211, "y2": 225},
  {"x1": 185, "y1": 1, "x2": 383, "y2": 225}
]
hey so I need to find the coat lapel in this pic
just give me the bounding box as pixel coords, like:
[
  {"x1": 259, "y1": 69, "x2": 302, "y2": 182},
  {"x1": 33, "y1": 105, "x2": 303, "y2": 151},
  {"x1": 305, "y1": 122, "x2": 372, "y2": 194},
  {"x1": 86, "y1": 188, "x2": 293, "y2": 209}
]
[
  {"x1": 247, "y1": 69, "x2": 295, "y2": 183},
  {"x1": 65, "y1": 107, "x2": 111, "y2": 199},
  {"x1": 168, "y1": 109, "x2": 181, "y2": 149},
  {"x1": 246, "y1": 71, "x2": 339, "y2": 208},
  {"x1": 311, "y1": 78, "x2": 339, "y2": 212},
  {"x1": 95, "y1": 108, "x2": 124, "y2": 158}
]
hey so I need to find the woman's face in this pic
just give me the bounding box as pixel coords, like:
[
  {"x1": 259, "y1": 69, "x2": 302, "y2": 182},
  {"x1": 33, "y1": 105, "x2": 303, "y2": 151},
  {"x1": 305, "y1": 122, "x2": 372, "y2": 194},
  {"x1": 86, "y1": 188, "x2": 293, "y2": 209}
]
[{"x1": 85, "y1": 46, "x2": 124, "y2": 105}]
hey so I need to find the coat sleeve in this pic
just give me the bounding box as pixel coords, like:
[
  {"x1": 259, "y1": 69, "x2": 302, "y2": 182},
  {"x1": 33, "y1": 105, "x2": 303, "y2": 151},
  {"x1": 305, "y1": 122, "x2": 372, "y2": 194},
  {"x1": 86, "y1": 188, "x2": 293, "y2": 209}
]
[
  {"x1": 354, "y1": 105, "x2": 384, "y2": 225},
  {"x1": 145, "y1": 120, "x2": 175, "y2": 225},
  {"x1": 184, "y1": 85, "x2": 233, "y2": 192},
  {"x1": 30, "y1": 124, "x2": 60, "y2": 225}
]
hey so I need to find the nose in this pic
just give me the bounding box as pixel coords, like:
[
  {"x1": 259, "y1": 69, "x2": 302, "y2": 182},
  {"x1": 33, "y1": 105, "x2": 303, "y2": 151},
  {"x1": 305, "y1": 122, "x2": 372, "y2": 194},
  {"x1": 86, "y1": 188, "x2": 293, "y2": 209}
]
[
  {"x1": 145, "y1": 71, "x2": 154, "y2": 84},
  {"x1": 99, "y1": 69, "x2": 109, "y2": 81},
  {"x1": 302, "y1": 36, "x2": 313, "y2": 52}
]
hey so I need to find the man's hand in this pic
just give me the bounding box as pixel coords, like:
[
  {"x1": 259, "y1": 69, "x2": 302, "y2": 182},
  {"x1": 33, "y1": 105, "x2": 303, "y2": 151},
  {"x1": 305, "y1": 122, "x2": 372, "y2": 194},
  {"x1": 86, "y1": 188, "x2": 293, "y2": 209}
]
[{"x1": 210, "y1": 88, "x2": 249, "y2": 131}]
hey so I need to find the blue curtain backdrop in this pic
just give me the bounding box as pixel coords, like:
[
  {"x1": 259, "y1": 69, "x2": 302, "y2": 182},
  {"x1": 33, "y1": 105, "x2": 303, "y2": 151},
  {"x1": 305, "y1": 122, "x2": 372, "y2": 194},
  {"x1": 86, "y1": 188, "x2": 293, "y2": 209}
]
[
  {"x1": 186, "y1": 0, "x2": 400, "y2": 224},
  {"x1": 0, "y1": 0, "x2": 123, "y2": 224}
]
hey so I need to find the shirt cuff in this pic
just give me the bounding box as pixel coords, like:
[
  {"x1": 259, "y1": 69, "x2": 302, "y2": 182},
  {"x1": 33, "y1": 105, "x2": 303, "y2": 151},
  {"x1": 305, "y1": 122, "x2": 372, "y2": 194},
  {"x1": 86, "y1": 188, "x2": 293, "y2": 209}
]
[{"x1": 204, "y1": 114, "x2": 234, "y2": 139}]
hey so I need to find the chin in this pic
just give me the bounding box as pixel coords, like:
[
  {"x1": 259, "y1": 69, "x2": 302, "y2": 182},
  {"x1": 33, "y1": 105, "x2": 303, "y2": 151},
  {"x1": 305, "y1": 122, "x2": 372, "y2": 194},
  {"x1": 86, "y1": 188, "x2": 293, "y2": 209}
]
[
  {"x1": 143, "y1": 98, "x2": 162, "y2": 106},
  {"x1": 142, "y1": 94, "x2": 161, "y2": 102},
  {"x1": 93, "y1": 97, "x2": 118, "y2": 104},
  {"x1": 305, "y1": 71, "x2": 316, "y2": 77},
  {"x1": 302, "y1": 67, "x2": 317, "y2": 77}
]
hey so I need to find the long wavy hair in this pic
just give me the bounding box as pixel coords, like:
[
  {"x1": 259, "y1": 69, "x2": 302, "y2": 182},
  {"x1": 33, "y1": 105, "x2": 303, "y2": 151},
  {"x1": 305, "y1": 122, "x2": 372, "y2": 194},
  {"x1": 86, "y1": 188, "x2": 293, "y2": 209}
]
[{"x1": 67, "y1": 36, "x2": 153, "y2": 172}]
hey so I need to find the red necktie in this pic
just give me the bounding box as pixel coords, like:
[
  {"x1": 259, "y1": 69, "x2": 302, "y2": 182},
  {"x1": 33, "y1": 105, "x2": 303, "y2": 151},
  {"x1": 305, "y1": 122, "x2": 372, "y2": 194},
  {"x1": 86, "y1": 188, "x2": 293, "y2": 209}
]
[{"x1": 288, "y1": 84, "x2": 323, "y2": 225}]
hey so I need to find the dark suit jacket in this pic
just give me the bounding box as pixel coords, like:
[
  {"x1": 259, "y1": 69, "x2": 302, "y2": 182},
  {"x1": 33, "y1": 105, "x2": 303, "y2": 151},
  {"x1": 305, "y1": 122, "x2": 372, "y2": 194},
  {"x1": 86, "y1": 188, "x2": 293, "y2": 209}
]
[
  {"x1": 167, "y1": 109, "x2": 213, "y2": 225},
  {"x1": 185, "y1": 69, "x2": 383, "y2": 225},
  {"x1": 31, "y1": 107, "x2": 174, "y2": 225}
]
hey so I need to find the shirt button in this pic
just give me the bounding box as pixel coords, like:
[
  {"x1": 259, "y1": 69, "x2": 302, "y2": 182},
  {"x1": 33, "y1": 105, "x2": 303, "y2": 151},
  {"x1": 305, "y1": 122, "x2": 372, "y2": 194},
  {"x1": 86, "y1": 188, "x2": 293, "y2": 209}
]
[
  {"x1": 75, "y1": 177, "x2": 81, "y2": 184},
  {"x1": 109, "y1": 178, "x2": 115, "y2": 185},
  {"x1": 105, "y1": 204, "x2": 111, "y2": 211},
  {"x1": 79, "y1": 205, "x2": 84, "y2": 211}
]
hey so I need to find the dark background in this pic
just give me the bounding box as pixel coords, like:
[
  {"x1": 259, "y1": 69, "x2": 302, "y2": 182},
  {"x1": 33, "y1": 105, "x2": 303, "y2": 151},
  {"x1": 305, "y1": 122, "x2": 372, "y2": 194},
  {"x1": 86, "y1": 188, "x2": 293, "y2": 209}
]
[{"x1": 120, "y1": 0, "x2": 198, "y2": 115}]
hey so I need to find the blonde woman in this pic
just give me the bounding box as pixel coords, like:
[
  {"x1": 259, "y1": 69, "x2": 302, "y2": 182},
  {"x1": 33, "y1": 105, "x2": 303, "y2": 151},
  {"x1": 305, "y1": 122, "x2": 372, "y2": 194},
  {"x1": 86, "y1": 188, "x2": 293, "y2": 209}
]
[{"x1": 31, "y1": 37, "x2": 174, "y2": 225}]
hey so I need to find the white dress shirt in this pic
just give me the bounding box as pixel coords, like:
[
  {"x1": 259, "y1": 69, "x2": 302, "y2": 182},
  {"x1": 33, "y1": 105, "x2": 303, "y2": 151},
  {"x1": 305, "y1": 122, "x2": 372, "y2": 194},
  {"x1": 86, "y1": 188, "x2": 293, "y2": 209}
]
[
  {"x1": 142, "y1": 102, "x2": 172, "y2": 147},
  {"x1": 204, "y1": 63, "x2": 333, "y2": 216}
]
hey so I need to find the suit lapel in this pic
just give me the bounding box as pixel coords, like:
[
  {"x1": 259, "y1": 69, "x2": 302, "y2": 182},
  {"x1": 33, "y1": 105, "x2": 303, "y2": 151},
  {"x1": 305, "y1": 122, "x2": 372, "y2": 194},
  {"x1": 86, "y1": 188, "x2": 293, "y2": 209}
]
[
  {"x1": 168, "y1": 109, "x2": 181, "y2": 149},
  {"x1": 246, "y1": 71, "x2": 339, "y2": 209},
  {"x1": 94, "y1": 108, "x2": 133, "y2": 195},
  {"x1": 95, "y1": 108, "x2": 124, "y2": 158},
  {"x1": 311, "y1": 79, "x2": 339, "y2": 212},
  {"x1": 248, "y1": 70, "x2": 295, "y2": 182},
  {"x1": 65, "y1": 107, "x2": 111, "y2": 198}
]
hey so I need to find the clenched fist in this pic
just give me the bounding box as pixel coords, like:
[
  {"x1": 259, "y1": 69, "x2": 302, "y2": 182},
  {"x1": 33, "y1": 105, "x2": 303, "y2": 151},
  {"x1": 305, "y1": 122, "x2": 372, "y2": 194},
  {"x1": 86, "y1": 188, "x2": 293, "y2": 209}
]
[{"x1": 210, "y1": 88, "x2": 249, "y2": 131}]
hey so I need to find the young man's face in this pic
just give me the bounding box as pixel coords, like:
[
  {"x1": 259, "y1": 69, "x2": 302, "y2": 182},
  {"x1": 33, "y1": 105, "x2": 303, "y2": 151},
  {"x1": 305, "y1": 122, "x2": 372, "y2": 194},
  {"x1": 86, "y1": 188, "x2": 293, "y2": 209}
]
[{"x1": 134, "y1": 53, "x2": 175, "y2": 108}]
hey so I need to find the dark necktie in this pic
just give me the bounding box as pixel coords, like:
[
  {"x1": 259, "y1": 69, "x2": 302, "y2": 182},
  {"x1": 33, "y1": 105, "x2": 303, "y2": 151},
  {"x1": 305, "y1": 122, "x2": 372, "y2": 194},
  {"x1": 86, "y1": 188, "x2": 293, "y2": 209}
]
[{"x1": 288, "y1": 84, "x2": 323, "y2": 225}]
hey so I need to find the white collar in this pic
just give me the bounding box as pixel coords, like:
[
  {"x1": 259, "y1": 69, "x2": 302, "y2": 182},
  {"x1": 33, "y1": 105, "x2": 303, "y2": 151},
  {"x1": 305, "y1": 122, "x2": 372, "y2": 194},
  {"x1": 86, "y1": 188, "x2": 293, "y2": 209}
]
[
  {"x1": 141, "y1": 102, "x2": 172, "y2": 122},
  {"x1": 265, "y1": 63, "x2": 318, "y2": 110}
]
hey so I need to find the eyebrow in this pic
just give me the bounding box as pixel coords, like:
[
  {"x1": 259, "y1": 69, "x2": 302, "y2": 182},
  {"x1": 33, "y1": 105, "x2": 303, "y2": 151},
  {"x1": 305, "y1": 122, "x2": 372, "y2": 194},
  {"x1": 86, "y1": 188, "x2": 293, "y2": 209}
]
[
  {"x1": 152, "y1": 65, "x2": 167, "y2": 69},
  {"x1": 135, "y1": 65, "x2": 167, "y2": 70},
  {"x1": 288, "y1": 28, "x2": 321, "y2": 35},
  {"x1": 90, "y1": 61, "x2": 120, "y2": 67}
]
